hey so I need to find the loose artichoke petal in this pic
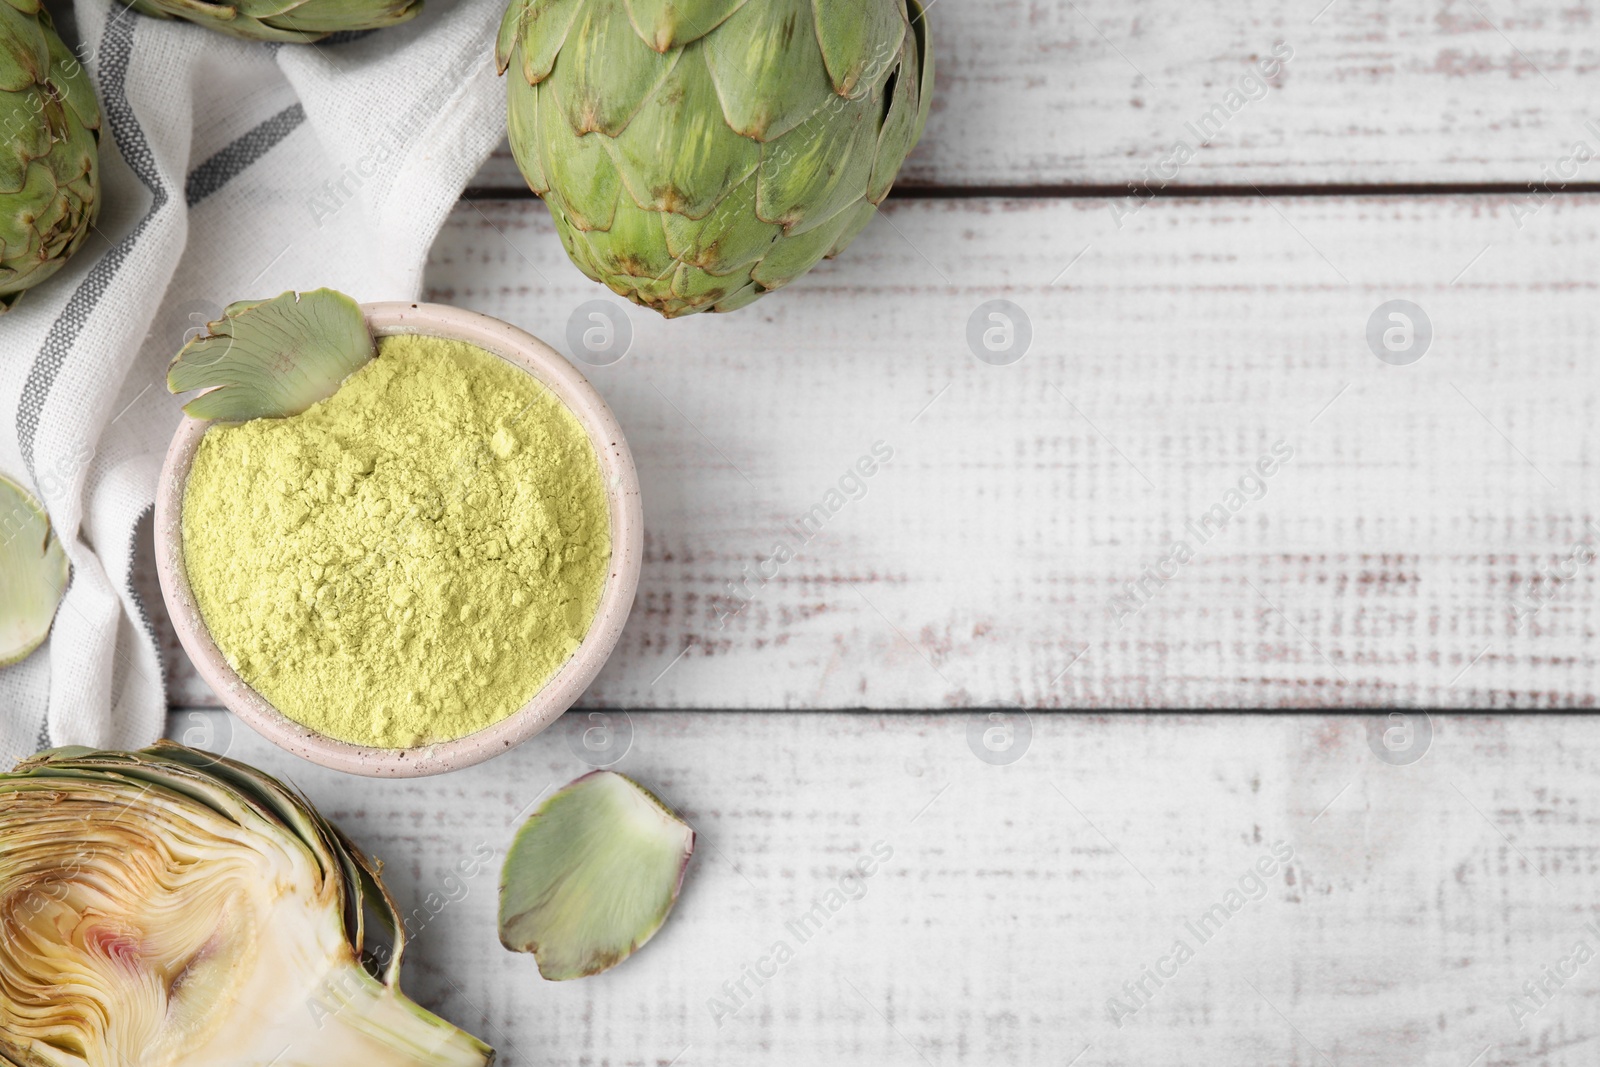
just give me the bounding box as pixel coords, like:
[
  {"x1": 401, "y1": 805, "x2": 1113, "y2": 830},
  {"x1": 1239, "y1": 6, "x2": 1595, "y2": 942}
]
[
  {"x1": 549, "y1": 0, "x2": 675, "y2": 136},
  {"x1": 609, "y1": 41, "x2": 760, "y2": 218},
  {"x1": 499, "y1": 771, "x2": 694, "y2": 981},
  {"x1": 756, "y1": 87, "x2": 878, "y2": 236},
  {"x1": 811, "y1": 0, "x2": 906, "y2": 99},
  {"x1": 701, "y1": 0, "x2": 836, "y2": 141},
  {"x1": 166, "y1": 288, "x2": 375, "y2": 422},
  {"x1": 0, "y1": 742, "x2": 495, "y2": 1067},
  {"x1": 620, "y1": 0, "x2": 746, "y2": 51},
  {"x1": 0, "y1": 473, "x2": 67, "y2": 667}
]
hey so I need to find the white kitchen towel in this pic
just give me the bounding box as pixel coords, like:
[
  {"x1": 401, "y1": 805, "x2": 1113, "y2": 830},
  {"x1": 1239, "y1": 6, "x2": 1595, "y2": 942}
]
[{"x1": 0, "y1": 0, "x2": 508, "y2": 764}]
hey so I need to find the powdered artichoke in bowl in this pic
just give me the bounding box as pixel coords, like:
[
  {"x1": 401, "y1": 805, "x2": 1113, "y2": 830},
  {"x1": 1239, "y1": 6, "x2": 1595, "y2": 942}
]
[{"x1": 156, "y1": 299, "x2": 642, "y2": 777}]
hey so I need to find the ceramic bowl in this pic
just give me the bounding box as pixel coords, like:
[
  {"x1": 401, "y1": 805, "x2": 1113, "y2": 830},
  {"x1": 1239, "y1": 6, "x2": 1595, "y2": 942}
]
[{"x1": 154, "y1": 302, "x2": 642, "y2": 778}]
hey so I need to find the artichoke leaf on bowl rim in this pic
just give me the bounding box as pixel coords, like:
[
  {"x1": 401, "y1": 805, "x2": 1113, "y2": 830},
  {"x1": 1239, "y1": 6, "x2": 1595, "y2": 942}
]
[{"x1": 166, "y1": 288, "x2": 375, "y2": 422}]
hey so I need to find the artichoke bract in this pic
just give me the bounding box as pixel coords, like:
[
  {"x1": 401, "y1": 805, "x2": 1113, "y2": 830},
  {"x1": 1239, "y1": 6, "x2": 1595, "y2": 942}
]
[
  {"x1": 496, "y1": 0, "x2": 935, "y2": 317},
  {"x1": 0, "y1": 473, "x2": 67, "y2": 666},
  {"x1": 128, "y1": 0, "x2": 421, "y2": 43},
  {"x1": 499, "y1": 771, "x2": 694, "y2": 981},
  {"x1": 0, "y1": 0, "x2": 99, "y2": 311},
  {"x1": 167, "y1": 288, "x2": 376, "y2": 420},
  {"x1": 0, "y1": 743, "x2": 495, "y2": 1067}
]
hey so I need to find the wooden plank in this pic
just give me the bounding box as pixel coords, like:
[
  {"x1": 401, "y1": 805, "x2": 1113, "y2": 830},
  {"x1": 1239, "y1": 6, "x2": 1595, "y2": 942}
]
[
  {"x1": 153, "y1": 192, "x2": 1600, "y2": 710},
  {"x1": 179, "y1": 710, "x2": 1600, "y2": 1066},
  {"x1": 472, "y1": 0, "x2": 1600, "y2": 190}
]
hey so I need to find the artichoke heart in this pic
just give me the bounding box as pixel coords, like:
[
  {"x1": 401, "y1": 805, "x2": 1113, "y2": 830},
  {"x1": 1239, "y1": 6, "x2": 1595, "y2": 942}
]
[
  {"x1": 496, "y1": 0, "x2": 936, "y2": 317},
  {"x1": 0, "y1": 743, "x2": 494, "y2": 1067}
]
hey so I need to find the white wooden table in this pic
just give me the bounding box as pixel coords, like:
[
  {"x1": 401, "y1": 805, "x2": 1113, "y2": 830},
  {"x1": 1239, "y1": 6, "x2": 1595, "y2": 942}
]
[{"x1": 144, "y1": 1, "x2": 1600, "y2": 1062}]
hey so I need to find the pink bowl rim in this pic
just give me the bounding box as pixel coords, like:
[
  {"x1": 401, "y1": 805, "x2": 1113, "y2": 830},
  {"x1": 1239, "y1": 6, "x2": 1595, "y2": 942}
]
[{"x1": 154, "y1": 301, "x2": 643, "y2": 778}]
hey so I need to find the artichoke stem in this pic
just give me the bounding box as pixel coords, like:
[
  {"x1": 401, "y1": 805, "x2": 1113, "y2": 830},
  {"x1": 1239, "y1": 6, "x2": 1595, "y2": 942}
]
[{"x1": 284, "y1": 963, "x2": 495, "y2": 1067}]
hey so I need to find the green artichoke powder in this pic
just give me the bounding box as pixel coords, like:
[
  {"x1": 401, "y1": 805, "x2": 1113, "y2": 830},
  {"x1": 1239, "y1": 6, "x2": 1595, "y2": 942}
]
[{"x1": 181, "y1": 334, "x2": 611, "y2": 748}]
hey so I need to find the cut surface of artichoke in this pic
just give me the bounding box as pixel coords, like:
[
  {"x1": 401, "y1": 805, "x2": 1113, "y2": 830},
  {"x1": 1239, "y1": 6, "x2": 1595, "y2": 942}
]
[
  {"x1": 0, "y1": 744, "x2": 494, "y2": 1067},
  {"x1": 0, "y1": 473, "x2": 67, "y2": 666},
  {"x1": 499, "y1": 770, "x2": 694, "y2": 981}
]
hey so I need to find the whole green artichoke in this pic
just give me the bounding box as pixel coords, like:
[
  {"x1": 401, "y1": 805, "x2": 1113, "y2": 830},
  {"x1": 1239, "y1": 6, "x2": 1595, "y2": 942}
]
[
  {"x1": 0, "y1": 0, "x2": 99, "y2": 312},
  {"x1": 128, "y1": 0, "x2": 421, "y2": 42},
  {"x1": 496, "y1": 0, "x2": 934, "y2": 317}
]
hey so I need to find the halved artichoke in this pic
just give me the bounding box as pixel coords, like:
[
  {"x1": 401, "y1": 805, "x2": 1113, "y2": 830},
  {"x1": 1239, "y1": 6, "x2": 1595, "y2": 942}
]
[{"x1": 0, "y1": 743, "x2": 494, "y2": 1067}]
